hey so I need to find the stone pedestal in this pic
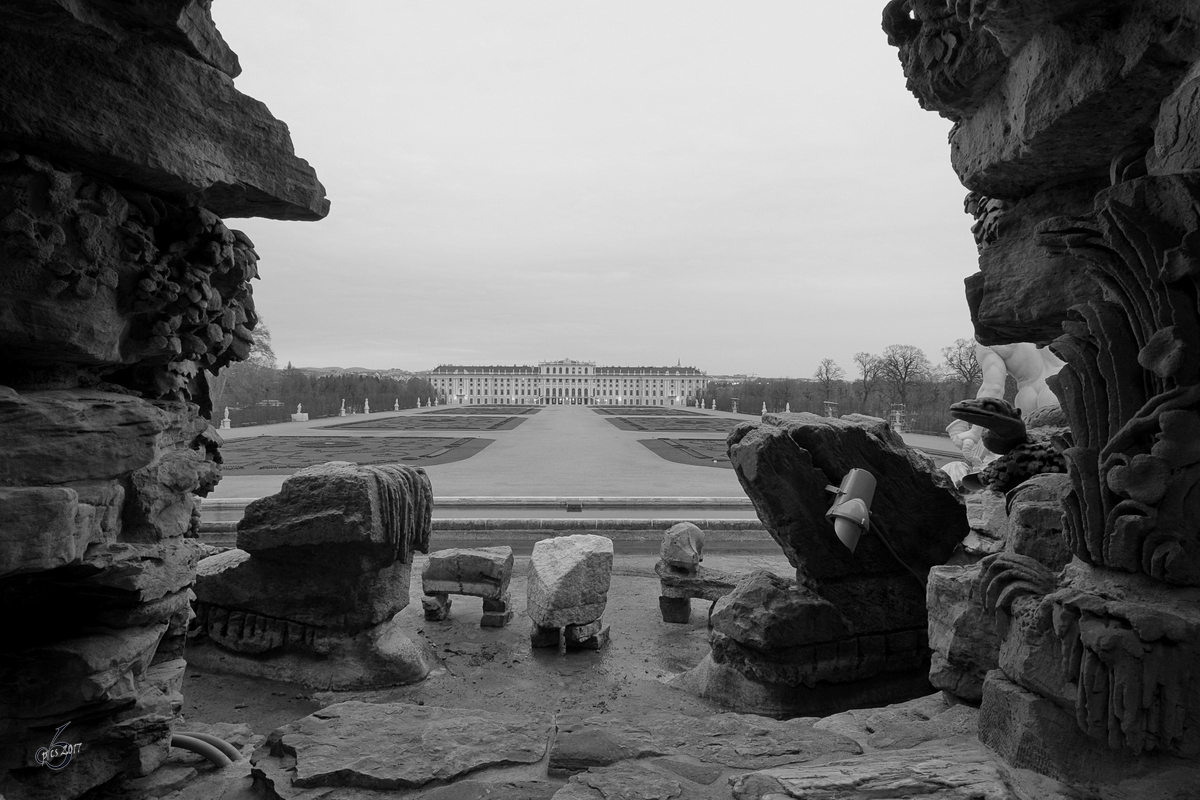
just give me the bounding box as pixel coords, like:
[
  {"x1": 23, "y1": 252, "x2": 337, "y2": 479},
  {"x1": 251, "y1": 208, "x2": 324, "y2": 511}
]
[
  {"x1": 421, "y1": 546, "x2": 515, "y2": 627},
  {"x1": 527, "y1": 535, "x2": 613, "y2": 650},
  {"x1": 192, "y1": 462, "x2": 432, "y2": 689}
]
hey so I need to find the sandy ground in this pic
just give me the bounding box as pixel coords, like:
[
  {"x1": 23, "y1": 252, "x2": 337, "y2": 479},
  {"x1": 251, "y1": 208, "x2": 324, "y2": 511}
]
[{"x1": 181, "y1": 550, "x2": 794, "y2": 736}]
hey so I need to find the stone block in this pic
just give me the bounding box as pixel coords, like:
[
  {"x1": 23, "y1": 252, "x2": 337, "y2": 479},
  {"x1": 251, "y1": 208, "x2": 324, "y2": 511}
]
[
  {"x1": 527, "y1": 534, "x2": 613, "y2": 628},
  {"x1": 965, "y1": 490, "x2": 1007, "y2": 539},
  {"x1": 660, "y1": 522, "x2": 703, "y2": 570},
  {"x1": 565, "y1": 619, "x2": 605, "y2": 642},
  {"x1": 422, "y1": 546, "x2": 513, "y2": 599},
  {"x1": 0, "y1": 388, "x2": 174, "y2": 485},
  {"x1": 567, "y1": 624, "x2": 609, "y2": 650},
  {"x1": 655, "y1": 560, "x2": 738, "y2": 602},
  {"x1": 0, "y1": 486, "x2": 93, "y2": 578},
  {"x1": 480, "y1": 593, "x2": 514, "y2": 626},
  {"x1": 422, "y1": 593, "x2": 452, "y2": 621},
  {"x1": 480, "y1": 608, "x2": 514, "y2": 628},
  {"x1": 530, "y1": 624, "x2": 561, "y2": 649},
  {"x1": 481, "y1": 594, "x2": 511, "y2": 613},
  {"x1": 80, "y1": 540, "x2": 201, "y2": 604},
  {"x1": 659, "y1": 596, "x2": 691, "y2": 624},
  {"x1": 926, "y1": 564, "x2": 998, "y2": 703},
  {"x1": 237, "y1": 461, "x2": 431, "y2": 567},
  {"x1": 253, "y1": 702, "x2": 551, "y2": 790},
  {"x1": 195, "y1": 548, "x2": 413, "y2": 630},
  {"x1": 979, "y1": 670, "x2": 1159, "y2": 785}
]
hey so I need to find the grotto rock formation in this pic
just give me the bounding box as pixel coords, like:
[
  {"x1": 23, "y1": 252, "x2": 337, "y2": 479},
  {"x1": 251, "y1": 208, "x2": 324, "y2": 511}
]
[
  {"x1": 0, "y1": 3, "x2": 327, "y2": 798},
  {"x1": 677, "y1": 413, "x2": 968, "y2": 716},
  {"x1": 887, "y1": 0, "x2": 1200, "y2": 786},
  {"x1": 191, "y1": 462, "x2": 434, "y2": 689}
]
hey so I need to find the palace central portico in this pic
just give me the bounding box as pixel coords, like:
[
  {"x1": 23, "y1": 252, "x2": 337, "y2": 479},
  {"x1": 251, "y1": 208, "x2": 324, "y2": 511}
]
[{"x1": 426, "y1": 358, "x2": 709, "y2": 406}]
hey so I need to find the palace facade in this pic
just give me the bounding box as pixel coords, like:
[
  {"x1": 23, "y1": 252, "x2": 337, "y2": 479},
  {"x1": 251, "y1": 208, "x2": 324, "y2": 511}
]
[{"x1": 425, "y1": 358, "x2": 709, "y2": 406}]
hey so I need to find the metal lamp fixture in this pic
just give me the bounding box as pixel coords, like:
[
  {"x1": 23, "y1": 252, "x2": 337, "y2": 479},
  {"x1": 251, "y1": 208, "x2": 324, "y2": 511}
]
[{"x1": 825, "y1": 468, "x2": 877, "y2": 552}]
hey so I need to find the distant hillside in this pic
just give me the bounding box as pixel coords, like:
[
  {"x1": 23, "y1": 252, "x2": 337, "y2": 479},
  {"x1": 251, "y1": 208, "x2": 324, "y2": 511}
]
[{"x1": 292, "y1": 366, "x2": 415, "y2": 380}]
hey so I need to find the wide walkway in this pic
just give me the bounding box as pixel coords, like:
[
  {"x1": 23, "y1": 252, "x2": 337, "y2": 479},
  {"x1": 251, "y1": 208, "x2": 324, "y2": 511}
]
[
  {"x1": 211, "y1": 404, "x2": 745, "y2": 499},
  {"x1": 210, "y1": 405, "x2": 958, "y2": 500}
]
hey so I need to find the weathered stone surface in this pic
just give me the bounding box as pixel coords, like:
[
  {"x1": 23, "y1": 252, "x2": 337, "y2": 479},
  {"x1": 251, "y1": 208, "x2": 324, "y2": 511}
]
[
  {"x1": 0, "y1": 2, "x2": 328, "y2": 794},
  {"x1": 527, "y1": 534, "x2": 613, "y2": 628},
  {"x1": 887, "y1": 1, "x2": 1198, "y2": 198},
  {"x1": 550, "y1": 710, "x2": 861, "y2": 776},
  {"x1": 422, "y1": 592, "x2": 452, "y2": 621},
  {"x1": 0, "y1": 153, "x2": 266, "y2": 388},
  {"x1": 0, "y1": 388, "x2": 175, "y2": 484},
  {"x1": 710, "y1": 570, "x2": 851, "y2": 651},
  {"x1": 188, "y1": 616, "x2": 430, "y2": 690},
  {"x1": 979, "y1": 670, "x2": 1172, "y2": 787},
  {"x1": 986, "y1": 560, "x2": 1200, "y2": 760},
  {"x1": 78, "y1": 539, "x2": 201, "y2": 603},
  {"x1": 658, "y1": 595, "x2": 691, "y2": 623},
  {"x1": 729, "y1": 739, "x2": 1016, "y2": 800},
  {"x1": 0, "y1": 22, "x2": 327, "y2": 220},
  {"x1": 688, "y1": 414, "x2": 960, "y2": 715},
  {"x1": 553, "y1": 763, "x2": 688, "y2": 800},
  {"x1": 655, "y1": 560, "x2": 737, "y2": 602},
  {"x1": 254, "y1": 702, "x2": 551, "y2": 792},
  {"x1": 966, "y1": 490, "x2": 1007, "y2": 539},
  {"x1": 927, "y1": 564, "x2": 999, "y2": 702},
  {"x1": 237, "y1": 461, "x2": 432, "y2": 566},
  {"x1": 423, "y1": 545, "x2": 513, "y2": 599},
  {"x1": 1151, "y1": 61, "x2": 1200, "y2": 176},
  {"x1": 965, "y1": 183, "x2": 1107, "y2": 345},
  {"x1": 890, "y1": 0, "x2": 1200, "y2": 783},
  {"x1": 660, "y1": 522, "x2": 703, "y2": 570},
  {"x1": 0, "y1": 622, "x2": 166, "y2": 722},
  {"x1": 0, "y1": 486, "x2": 96, "y2": 577},
  {"x1": 728, "y1": 413, "x2": 967, "y2": 584},
  {"x1": 0, "y1": 654, "x2": 183, "y2": 800},
  {"x1": 192, "y1": 463, "x2": 431, "y2": 686},
  {"x1": 674, "y1": 651, "x2": 933, "y2": 720},
  {"x1": 812, "y1": 692, "x2": 978, "y2": 751},
  {"x1": 195, "y1": 548, "x2": 412, "y2": 630}
]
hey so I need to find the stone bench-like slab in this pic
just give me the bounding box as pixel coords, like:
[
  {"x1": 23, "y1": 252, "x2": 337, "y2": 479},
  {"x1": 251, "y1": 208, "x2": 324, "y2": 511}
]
[
  {"x1": 421, "y1": 546, "x2": 514, "y2": 627},
  {"x1": 655, "y1": 561, "x2": 738, "y2": 623}
]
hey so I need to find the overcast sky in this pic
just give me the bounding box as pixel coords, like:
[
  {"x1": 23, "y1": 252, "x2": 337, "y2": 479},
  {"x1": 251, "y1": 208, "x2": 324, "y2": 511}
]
[{"x1": 212, "y1": 2, "x2": 979, "y2": 378}]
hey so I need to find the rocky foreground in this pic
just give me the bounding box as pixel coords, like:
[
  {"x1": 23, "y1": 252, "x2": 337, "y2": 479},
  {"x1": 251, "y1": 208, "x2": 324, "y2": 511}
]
[{"x1": 132, "y1": 690, "x2": 1171, "y2": 800}]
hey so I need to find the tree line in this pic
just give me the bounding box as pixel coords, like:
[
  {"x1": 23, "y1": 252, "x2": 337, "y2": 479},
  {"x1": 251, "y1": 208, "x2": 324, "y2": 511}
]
[
  {"x1": 208, "y1": 326, "x2": 1001, "y2": 434},
  {"x1": 701, "y1": 339, "x2": 1005, "y2": 434},
  {"x1": 206, "y1": 325, "x2": 435, "y2": 427}
]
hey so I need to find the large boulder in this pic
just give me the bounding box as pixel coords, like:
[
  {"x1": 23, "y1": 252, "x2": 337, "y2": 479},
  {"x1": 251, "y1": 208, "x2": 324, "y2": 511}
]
[
  {"x1": 680, "y1": 413, "x2": 965, "y2": 715},
  {"x1": 727, "y1": 413, "x2": 967, "y2": 586}
]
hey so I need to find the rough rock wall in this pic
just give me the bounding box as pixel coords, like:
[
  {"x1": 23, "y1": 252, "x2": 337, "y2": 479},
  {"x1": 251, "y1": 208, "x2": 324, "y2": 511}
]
[
  {"x1": 886, "y1": 0, "x2": 1200, "y2": 783},
  {"x1": 0, "y1": 3, "x2": 327, "y2": 798}
]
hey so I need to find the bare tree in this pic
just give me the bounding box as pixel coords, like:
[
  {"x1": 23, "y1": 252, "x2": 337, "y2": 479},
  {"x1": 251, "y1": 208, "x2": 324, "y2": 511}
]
[
  {"x1": 208, "y1": 319, "x2": 276, "y2": 408},
  {"x1": 880, "y1": 344, "x2": 932, "y2": 406},
  {"x1": 853, "y1": 351, "x2": 885, "y2": 413},
  {"x1": 813, "y1": 358, "x2": 845, "y2": 400},
  {"x1": 941, "y1": 338, "x2": 981, "y2": 399}
]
